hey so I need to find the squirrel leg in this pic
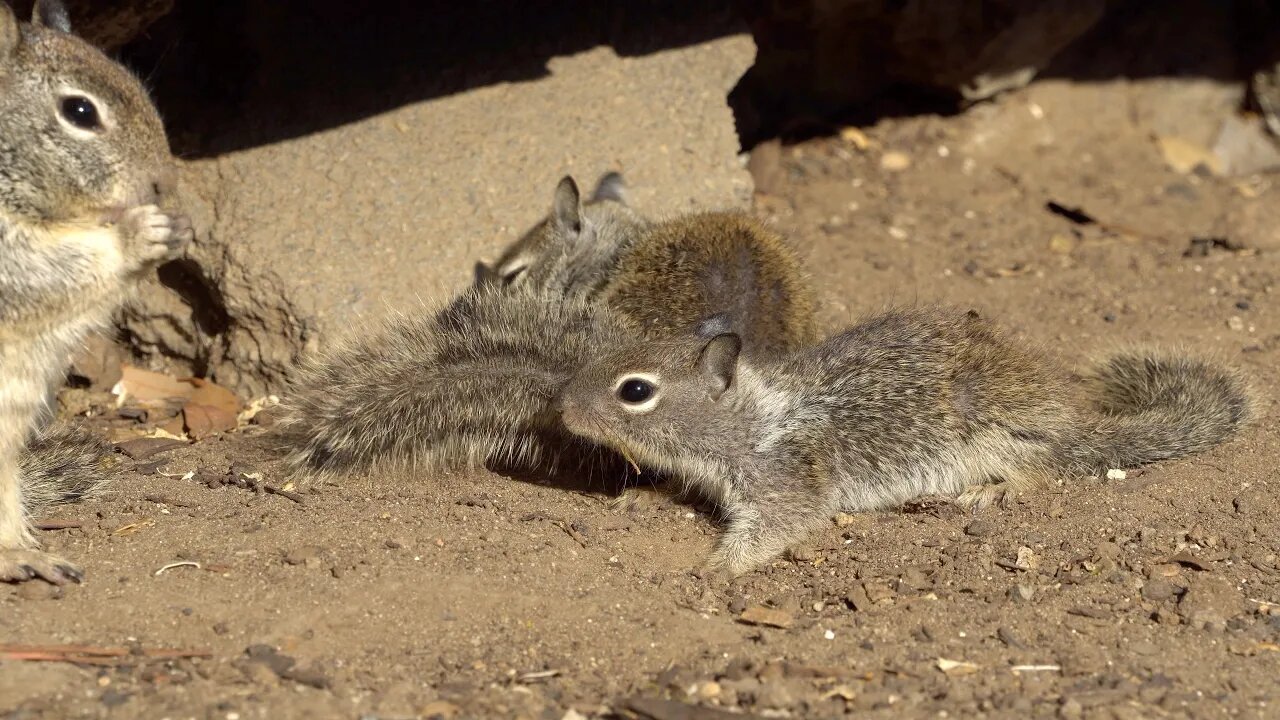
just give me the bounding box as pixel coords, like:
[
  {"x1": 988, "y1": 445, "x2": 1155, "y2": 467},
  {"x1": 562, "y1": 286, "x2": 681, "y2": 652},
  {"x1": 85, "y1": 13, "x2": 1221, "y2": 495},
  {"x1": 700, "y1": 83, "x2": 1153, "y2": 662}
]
[
  {"x1": 0, "y1": 446, "x2": 83, "y2": 584},
  {"x1": 708, "y1": 492, "x2": 827, "y2": 576},
  {"x1": 955, "y1": 481, "x2": 1017, "y2": 511},
  {"x1": 954, "y1": 460, "x2": 1055, "y2": 512}
]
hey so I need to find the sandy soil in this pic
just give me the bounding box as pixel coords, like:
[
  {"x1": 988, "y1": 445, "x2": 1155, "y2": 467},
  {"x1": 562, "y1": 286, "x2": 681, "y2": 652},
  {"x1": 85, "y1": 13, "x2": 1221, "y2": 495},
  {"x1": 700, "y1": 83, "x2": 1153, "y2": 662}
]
[{"x1": 4, "y1": 76, "x2": 1280, "y2": 720}]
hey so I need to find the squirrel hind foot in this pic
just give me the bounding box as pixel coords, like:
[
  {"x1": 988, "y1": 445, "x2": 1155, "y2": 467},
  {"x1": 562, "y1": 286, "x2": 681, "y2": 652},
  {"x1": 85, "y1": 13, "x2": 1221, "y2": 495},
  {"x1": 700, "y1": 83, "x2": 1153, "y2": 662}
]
[
  {"x1": 0, "y1": 548, "x2": 83, "y2": 585},
  {"x1": 954, "y1": 481, "x2": 1019, "y2": 512}
]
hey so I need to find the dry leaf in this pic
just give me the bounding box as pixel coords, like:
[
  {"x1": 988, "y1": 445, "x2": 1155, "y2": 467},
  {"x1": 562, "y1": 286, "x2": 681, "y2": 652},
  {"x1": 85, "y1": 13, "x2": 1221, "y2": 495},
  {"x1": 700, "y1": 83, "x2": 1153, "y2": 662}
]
[
  {"x1": 839, "y1": 126, "x2": 871, "y2": 151},
  {"x1": 737, "y1": 605, "x2": 795, "y2": 629},
  {"x1": 821, "y1": 685, "x2": 858, "y2": 701},
  {"x1": 1049, "y1": 234, "x2": 1077, "y2": 254},
  {"x1": 112, "y1": 365, "x2": 195, "y2": 406},
  {"x1": 181, "y1": 379, "x2": 243, "y2": 439},
  {"x1": 237, "y1": 394, "x2": 281, "y2": 427},
  {"x1": 937, "y1": 658, "x2": 980, "y2": 676},
  {"x1": 1156, "y1": 135, "x2": 1223, "y2": 175}
]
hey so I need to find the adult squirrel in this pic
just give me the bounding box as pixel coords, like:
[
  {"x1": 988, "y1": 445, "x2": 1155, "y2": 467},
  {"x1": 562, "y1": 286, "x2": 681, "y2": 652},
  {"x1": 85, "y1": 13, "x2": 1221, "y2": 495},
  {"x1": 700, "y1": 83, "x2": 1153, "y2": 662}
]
[
  {"x1": 0, "y1": 0, "x2": 191, "y2": 583},
  {"x1": 554, "y1": 307, "x2": 1251, "y2": 575},
  {"x1": 282, "y1": 177, "x2": 816, "y2": 480}
]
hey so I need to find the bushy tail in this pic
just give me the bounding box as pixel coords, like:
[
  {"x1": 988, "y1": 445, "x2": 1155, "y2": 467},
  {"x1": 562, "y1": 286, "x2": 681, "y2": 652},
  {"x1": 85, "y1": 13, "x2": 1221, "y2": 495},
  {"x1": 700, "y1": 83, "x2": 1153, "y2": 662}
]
[
  {"x1": 277, "y1": 287, "x2": 631, "y2": 483},
  {"x1": 1063, "y1": 351, "x2": 1251, "y2": 473},
  {"x1": 20, "y1": 423, "x2": 118, "y2": 516}
]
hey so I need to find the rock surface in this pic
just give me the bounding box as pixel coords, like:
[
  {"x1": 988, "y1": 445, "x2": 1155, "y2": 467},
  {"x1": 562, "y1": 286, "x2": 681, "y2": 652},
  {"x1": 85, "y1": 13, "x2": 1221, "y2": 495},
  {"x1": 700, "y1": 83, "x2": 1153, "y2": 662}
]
[{"x1": 118, "y1": 6, "x2": 755, "y2": 394}]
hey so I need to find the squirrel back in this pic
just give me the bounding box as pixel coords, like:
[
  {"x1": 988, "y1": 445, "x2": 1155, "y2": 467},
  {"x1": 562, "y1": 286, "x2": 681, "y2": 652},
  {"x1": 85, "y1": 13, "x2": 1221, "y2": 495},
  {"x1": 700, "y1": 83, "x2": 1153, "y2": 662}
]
[{"x1": 603, "y1": 212, "x2": 816, "y2": 355}]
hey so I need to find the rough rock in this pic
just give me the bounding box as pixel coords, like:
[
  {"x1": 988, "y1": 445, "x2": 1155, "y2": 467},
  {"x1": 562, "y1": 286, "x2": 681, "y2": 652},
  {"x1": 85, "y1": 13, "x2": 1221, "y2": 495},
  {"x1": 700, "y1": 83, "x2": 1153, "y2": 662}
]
[
  {"x1": 1178, "y1": 575, "x2": 1245, "y2": 631},
  {"x1": 731, "y1": 0, "x2": 1105, "y2": 145},
  {"x1": 116, "y1": 4, "x2": 754, "y2": 394},
  {"x1": 11, "y1": 0, "x2": 174, "y2": 50}
]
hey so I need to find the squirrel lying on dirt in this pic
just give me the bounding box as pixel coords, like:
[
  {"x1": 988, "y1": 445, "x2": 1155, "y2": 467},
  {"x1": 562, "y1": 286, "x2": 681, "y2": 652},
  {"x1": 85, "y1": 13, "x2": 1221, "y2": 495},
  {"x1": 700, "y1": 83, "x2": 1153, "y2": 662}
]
[
  {"x1": 555, "y1": 307, "x2": 1251, "y2": 575},
  {"x1": 0, "y1": 0, "x2": 191, "y2": 583}
]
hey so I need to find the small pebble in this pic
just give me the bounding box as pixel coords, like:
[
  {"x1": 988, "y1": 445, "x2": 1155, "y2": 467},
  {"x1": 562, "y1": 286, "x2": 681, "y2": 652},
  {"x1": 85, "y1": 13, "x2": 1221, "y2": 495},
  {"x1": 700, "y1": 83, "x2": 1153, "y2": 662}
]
[
  {"x1": 1226, "y1": 316, "x2": 1245, "y2": 331},
  {"x1": 965, "y1": 519, "x2": 996, "y2": 537},
  {"x1": 880, "y1": 151, "x2": 911, "y2": 171}
]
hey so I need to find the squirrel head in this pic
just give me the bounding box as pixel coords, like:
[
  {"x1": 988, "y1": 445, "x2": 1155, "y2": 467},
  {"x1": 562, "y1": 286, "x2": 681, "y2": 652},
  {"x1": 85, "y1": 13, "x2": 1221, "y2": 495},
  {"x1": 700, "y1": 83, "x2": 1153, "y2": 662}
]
[
  {"x1": 0, "y1": 0, "x2": 174, "y2": 222},
  {"x1": 555, "y1": 319, "x2": 745, "y2": 472},
  {"x1": 475, "y1": 172, "x2": 640, "y2": 290}
]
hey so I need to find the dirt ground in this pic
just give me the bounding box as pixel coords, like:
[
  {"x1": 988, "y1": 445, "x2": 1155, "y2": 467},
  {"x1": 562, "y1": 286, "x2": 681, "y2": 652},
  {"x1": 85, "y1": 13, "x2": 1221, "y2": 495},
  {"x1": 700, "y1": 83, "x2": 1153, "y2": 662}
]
[{"x1": 5, "y1": 75, "x2": 1280, "y2": 719}]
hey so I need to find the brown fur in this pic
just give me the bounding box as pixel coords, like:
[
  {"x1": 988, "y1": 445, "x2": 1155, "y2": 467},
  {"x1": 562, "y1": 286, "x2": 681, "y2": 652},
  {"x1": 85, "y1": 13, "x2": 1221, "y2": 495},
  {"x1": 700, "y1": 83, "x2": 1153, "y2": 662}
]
[{"x1": 604, "y1": 212, "x2": 816, "y2": 355}]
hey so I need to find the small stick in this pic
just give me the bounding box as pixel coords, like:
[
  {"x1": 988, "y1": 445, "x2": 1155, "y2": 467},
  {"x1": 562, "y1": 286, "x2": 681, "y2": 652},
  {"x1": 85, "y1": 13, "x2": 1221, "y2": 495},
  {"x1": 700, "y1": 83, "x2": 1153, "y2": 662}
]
[
  {"x1": 0, "y1": 643, "x2": 212, "y2": 666},
  {"x1": 260, "y1": 484, "x2": 306, "y2": 504},
  {"x1": 0, "y1": 643, "x2": 128, "y2": 656},
  {"x1": 35, "y1": 520, "x2": 83, "y2": 531},
  {"x1": 154, "y1": 561, "x2": 201, "y2": 576}
]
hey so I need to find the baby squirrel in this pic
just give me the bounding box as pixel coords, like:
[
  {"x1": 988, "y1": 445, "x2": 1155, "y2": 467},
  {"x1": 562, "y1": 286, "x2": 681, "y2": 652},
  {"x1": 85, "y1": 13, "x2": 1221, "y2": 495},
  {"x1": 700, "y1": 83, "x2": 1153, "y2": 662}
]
[
  {"x1": 0, "y1": 0, "x2": 191, "y2": 584},
  {"x1": 554, "y1": 307, "x2": 1251, "y2": 575},
  {"x1": 282, "y1": 176, "x2": 817, "y2": 481},
  {"x1": 480, "y1": 174, "x2": 816, "y2": 355},
  {"x1": 475, "y1": 172, "x2": 646, "y2": 295},
  {"x1": 280, "y1": 283, "x2": 633, "y2": 481}
]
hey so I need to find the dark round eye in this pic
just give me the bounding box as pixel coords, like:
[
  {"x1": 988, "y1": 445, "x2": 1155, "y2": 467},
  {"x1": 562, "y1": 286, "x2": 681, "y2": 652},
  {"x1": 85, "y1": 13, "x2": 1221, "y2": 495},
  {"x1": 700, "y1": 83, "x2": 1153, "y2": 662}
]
[
  {"x1": 60, "y1": 96, "x2": 102, "y2": 130},
  {"x1": 617, "y1": 378, "x2": 655, "y2": 404}
]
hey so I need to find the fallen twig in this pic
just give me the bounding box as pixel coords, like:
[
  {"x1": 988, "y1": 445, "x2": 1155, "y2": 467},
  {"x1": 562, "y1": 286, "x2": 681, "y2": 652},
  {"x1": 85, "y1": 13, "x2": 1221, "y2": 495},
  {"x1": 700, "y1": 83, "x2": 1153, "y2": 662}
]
[
  {"x1": 35, "y1": 520, "x2": 83, "y2": 531},
  {"x1": 154, "y1": 561, "x2": 201, "y2": 576},
  {"x1": 206, "y1": 469, "x2": 305, "y2": 504},
  {"x1": 0, "y1": 643, "x2": 212, "y2": 667}
]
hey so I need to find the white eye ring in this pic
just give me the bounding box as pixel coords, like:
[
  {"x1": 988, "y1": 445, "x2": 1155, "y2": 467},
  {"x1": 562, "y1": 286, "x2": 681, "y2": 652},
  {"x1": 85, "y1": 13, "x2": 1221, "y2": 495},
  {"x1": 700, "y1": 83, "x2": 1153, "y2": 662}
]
[
  {"x1": 55, "y1": 87, "x2": 111, "y2": 138},
  {"x1": 613, "y1": 373, "x2": 661, "y2": 413}
]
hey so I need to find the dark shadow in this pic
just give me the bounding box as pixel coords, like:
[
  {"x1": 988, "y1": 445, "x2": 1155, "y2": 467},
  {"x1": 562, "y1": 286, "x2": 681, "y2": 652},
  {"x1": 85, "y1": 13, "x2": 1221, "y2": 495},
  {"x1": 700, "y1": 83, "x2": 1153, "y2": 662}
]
[
  {"x1": 729, "y1": 0, "x2": 1280, "y2": 151},
  {"x1": 119, "y1": 0, "x2": 743, "y2": 158}
]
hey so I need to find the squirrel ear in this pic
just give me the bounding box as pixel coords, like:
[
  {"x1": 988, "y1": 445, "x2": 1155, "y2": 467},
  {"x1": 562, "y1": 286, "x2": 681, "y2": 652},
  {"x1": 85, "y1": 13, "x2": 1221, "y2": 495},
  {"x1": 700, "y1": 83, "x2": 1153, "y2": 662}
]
[
  {"x1": 474, "y1": 261, "x2": 499, "y2": 287},
  {"x1": 0, "y1": 3, "x2": 19, "y2": 58},
  {"x1": 698, "y1": 333, "x2": 742, "y2": 401},
  {"x1": 696, "y1": 312, "x2": 734, "y2": 339},
  {"x1": 590, "y1": 172, "x2": 628, "y2": 205},
  {"x1": 552, "y1": 176, "x2": 583, "y2": 235},
  {"x1": 32, "y1": 0, "x2": 71, "y2": 33}
]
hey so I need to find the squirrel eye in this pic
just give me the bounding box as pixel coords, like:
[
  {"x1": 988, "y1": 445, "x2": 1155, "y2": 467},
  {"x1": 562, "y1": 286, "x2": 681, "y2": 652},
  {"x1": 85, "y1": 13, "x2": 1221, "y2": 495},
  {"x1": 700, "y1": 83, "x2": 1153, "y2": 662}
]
[
  {"x1": 60, "y1": 96, "x2": 102, "y2": 131},
  {"x1": 617, "y1": 378, "x2": 655, "y2": 404}
]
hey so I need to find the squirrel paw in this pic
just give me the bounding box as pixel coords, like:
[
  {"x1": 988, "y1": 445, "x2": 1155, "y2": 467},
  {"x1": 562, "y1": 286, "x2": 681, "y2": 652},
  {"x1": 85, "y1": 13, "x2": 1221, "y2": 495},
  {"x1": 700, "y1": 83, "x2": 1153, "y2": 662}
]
[
  {"x1": 607, "y1": 486, "x2": 659, "y2": 513},
  {"x1": 954, "y1": 482, "x2": 1017, "y2": 512},
  {"x1": 0, "y1": 548, "x2": 83, "y2": 585},
  {"x1": 118, "y1": 204, "x2": 192, "y2": 270}
]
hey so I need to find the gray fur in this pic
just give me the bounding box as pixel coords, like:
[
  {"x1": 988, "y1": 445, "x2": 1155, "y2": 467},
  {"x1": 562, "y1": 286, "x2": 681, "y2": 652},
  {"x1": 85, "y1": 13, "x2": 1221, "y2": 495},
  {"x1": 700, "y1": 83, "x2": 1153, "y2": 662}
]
[
  {"x1": 0, "y1": 3, "x2": 190, "y2": 583},
  {"x1": 279, "y1": 284, "x2": 634, "y2": 482},
  {"x1": 555, "y1": 307, "x2": 1251, "y2": 575},
  {"x1": 20, "y1": 423, "x2": 117, "y2": 509},
  {"x1": 477, "y1": 172, "x2": 650, "y2": 297}
]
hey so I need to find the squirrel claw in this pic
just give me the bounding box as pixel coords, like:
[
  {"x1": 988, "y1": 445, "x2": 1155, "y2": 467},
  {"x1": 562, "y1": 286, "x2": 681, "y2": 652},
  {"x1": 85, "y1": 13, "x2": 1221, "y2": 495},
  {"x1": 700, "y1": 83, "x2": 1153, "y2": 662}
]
[
  {"x1": 0, "y1": 549, "x2": 83, "y2": 585},
  {"x1": 119, "y1": 204, "x2": 191, "y2": 269}
]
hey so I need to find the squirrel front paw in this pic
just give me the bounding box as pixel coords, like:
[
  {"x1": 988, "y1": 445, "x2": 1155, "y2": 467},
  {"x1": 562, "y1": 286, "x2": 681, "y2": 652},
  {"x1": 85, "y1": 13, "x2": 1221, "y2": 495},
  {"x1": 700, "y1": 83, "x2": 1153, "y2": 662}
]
[{"x1": 118, "y1": 204, "x2": 193, "y2": 272}]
